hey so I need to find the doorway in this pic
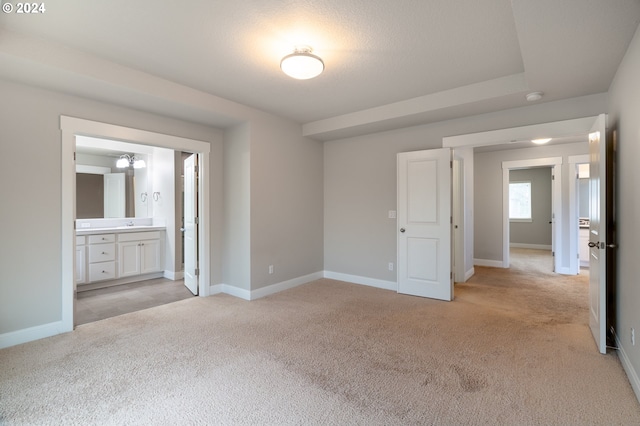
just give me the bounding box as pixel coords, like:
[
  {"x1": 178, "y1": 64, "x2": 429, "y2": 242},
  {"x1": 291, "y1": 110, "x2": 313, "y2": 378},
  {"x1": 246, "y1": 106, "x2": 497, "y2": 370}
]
[
  {"x1": 502, "y1": 158, "x2": 562, "y2": 272},
  {"x1": 60, "y1": 116, "x2": 211, "y2": 332}
]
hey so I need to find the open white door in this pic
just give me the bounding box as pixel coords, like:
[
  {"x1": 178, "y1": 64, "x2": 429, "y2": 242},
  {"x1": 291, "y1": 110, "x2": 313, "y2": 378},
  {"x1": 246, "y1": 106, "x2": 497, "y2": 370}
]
[
  {"x1": 397, "y1": 148, "x2": 452, "y2": 301},
  {"x1": 183, "y1": 154, "x2": 198, "y2": 295},
  {"x1": 104, "y1": 173, "x2": 125, "y2": 218},
  {"x1": 588, "y1": 114, "x2": 611, "y2": 354}
]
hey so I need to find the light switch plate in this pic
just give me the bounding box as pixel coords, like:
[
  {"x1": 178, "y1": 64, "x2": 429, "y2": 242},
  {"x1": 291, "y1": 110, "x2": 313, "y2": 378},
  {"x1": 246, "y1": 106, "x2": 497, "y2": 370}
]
[{"x1": 388, "y1": 210, "x2": 396, "y2": 219}]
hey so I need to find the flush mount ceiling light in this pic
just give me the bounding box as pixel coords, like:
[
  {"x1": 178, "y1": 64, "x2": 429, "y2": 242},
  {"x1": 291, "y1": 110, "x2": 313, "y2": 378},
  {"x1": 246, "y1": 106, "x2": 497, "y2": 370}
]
[
  {"x1": 116, "y1": 154, "x2": 146, "y2": 169},
  {"x1": 526, "y1": 91, "x2": 544, "y2": 102},
  {"x1": 280, "y1": 45, "x2": 324, "y2": 80},
  {"x1": 531, "y1": 138, "x2": 552, "y2": 145}
]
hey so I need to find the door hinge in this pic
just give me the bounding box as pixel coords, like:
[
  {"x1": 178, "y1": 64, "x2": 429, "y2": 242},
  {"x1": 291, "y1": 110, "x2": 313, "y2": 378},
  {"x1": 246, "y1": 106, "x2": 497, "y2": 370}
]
[
  {"x1": 552, "y1": 251, "x2": 555, "y2": 257},
  {"x1": 194, "y1": 165, "x2": 199, "y2": 173},
  {"x1": 450, "y1": 216, "x2": 453, "y2": 224},
  {"x1": 73, "y1": 152, "x2": 76, "y2": 161},
  {"x1": 195, "y1": 268, "x2": 200, "y2": 277},
  {"x1": 450, "y1": 161, "x2": 453, "y2": 168},
  {"x1": 552, "y1": 174, "x2": 555, "y2": 180},
  {"x1": 195, "y1": 217, "x2": 199, "y2": 224}
]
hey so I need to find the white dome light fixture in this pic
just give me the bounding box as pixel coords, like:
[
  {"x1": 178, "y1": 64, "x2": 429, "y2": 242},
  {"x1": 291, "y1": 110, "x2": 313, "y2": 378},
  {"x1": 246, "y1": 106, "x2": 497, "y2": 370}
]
[
  {"x1": 280, "y1": 46, "x2": 324, "y2": 80},
  {"x1": 526, "y1": 91, "x2": 544, "y2": 102}
]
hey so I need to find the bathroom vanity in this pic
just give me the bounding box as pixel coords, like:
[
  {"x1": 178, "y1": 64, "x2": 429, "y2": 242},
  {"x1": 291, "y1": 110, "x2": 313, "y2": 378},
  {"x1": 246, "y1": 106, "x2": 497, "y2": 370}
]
[{"x1": 75, "y1": 224, "x2": 166, "y2": 291}]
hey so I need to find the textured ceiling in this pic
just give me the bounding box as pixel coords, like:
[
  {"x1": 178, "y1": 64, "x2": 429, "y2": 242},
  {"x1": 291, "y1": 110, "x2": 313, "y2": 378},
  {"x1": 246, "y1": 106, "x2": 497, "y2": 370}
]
[{"x1": 1, "y1": 0, "x2": 639, "y2": 140}]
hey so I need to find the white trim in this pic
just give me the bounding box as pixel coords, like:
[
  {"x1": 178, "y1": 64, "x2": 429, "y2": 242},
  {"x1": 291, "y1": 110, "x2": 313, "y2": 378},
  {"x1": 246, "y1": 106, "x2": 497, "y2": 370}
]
[
  {"x1": 214, "y1": 284, "x2": 251, "y2": 300},
  {"x1": 465, "y1": 267, "x2": 475, "y2": 281},
  {"x1": 323, "y1": 271, "x2": 397, "y2": 291},
  {"x1": 568, "y1": 154, "x2": 590, "y2": 275},
  {"x1": 60, "y1": 115, "x2": 212, "y2": 334},
  {"x1": 474, "y1": 259, "x2": 505, "y2": 268},
  {"x1": 76, "y1": 165, "x2": 110, "y2": 174},
  {"x1": 615, "y1": 333, "x2": 640, "y2": 404},
  {"x1": 164, "y1": 270, "x2": 185, "y2": 280},
  {"x1": 509, "y1": 243, "x2": 552, "y2": 250},
  {"x1": 502, "y1": 157, "x2": 562, "y2": 272},
  {"x1": 0, "y1": 321, "x2": 65, "y2": 349},
  {"x1": 251, "y1": 272, "x2": 324, "y2": 300},
  {"x1": 443, "y1": 116, "x2": 597, "y2": 149},
  {"x1": 209, "y1": 272, "x2": 324, "y2": 301}
]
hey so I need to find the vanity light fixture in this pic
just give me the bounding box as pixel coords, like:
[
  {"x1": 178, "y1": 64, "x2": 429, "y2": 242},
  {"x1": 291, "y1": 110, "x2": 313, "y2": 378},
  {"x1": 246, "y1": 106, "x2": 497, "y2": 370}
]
[
  {"x1": 531, "y1": 138, "x2": 552, "y2": 145},
  {"x1": 116, "y1": 154, "x2": 146, "y2": 169},
  {"x1": 280, "y1": 45, "x2": 324, "y2": 80}
]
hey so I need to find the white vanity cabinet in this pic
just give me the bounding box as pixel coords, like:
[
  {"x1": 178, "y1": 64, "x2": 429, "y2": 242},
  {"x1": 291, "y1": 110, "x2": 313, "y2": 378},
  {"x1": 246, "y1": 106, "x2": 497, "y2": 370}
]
[
  {"x1": 117, "y1": 231, "x2": 162, "y2": 278},
  {"x1": 75, "y1": 236, "x2": 86, "y2": 284},
  {"x1": 87, "y1": 234, "x2": 117, "y2": 282}
]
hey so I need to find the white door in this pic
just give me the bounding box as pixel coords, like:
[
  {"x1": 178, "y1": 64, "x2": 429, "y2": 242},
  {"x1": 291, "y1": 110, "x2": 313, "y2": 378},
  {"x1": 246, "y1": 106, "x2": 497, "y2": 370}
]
[
  {"x1": 183, "y1": 154, "x2": 198, "y2": 295},
  {"x1": 397, "y1": 148, "x2": 452, "y2": 301},
  {"x1": 104, "y1": 173, "x2": 125, "y2": 218},
  {"x1": 588, "y1": 114, "x2": 610, "y2": 354}
]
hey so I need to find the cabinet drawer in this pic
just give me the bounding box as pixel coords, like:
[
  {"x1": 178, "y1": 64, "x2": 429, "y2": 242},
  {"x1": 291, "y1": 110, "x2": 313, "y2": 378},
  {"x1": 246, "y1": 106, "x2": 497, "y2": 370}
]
[
  {"x1": 117, "y1": 231, "x2": 161, "y2": 242},
  {"x1": 89, "y1": 243, "x2": 116, "y2": 263},
  {"x1": 88, "y1": 234, "x2": 116, "y2": 244},
  {"x1": 88, "y1": 261, "x2": 116, "y2": 281}
]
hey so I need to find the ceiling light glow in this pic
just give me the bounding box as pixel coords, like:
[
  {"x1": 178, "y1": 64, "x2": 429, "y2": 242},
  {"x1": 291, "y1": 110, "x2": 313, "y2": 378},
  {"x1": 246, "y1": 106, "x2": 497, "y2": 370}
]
[
  {"x1": 280, "y1": 46, "x2": 324, "y2": 80},
  {"x1": 531, "y1": 138, "x2": 552, "y2": 145}
]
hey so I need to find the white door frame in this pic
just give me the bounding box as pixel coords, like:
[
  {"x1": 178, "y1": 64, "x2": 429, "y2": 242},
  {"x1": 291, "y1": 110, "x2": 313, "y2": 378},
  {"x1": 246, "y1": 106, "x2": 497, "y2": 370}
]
[
  {"x1": 443, "y1": 116, "x2": 598, "y2": 273},
  {"x1": 60, "y1": 116, "x2": 211, "y2": 332},
  {"x1": 568, "y1": 154, "x2": 590, "y2": 275},
  {"x1": 502, "y1": 158, "x2": 562, "y2": 271}
]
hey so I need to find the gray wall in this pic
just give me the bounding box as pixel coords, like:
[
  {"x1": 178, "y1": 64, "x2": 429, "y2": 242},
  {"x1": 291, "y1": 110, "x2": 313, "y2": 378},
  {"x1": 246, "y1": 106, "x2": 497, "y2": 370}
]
[
  {"x1": 0, "y1": 79, "x2": 223, "y2": 334},
  {"x1": 250, "y1": 116, "x2": 324, "y2": 290},
  {"x1": 0, "y1": 76, "x2": 325, "y2": 337},
  {"x1": 608, "y1": 22, "x2": 640, "y2": 392},
  {"x1": 509, "y1": 167, "x2": 553, "y2": 246},
  {"x1": 324, "y1": 94, "x2": 605, "y2": 282},
  {"x1": 474, "y1": 143, "x2": 588, "y2": 265}
]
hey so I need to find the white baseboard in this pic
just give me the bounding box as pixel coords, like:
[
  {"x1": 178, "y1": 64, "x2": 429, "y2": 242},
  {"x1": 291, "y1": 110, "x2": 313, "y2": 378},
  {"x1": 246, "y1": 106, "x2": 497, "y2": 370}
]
[
  {"x1": 209, "y1": 271, "x2": 324, "y2": 301},
  {"x1": 474, "y1": 259, "x2": 505, "y2": 268},
  {"x1": 509, "y1": 243, "x2": 552, "y2": 250},
  {"x1": 323, "y1": 271, "x2": 396, "y2": 291},
  {"x1": 0, "y1": 321, "x2": 66, "y2": 350},
  {"x1": 164, "y1": 270, "x2": 184, "y2": 280},
  {"x1": 465, "y1": 267, "x2": 475, "y2": 282},
  {"x1": 251, "y1": 272, "x2": 324, "y2": 300},
  {"x1": 615, "y1": 333, "x2": 640, "y2": 404}
]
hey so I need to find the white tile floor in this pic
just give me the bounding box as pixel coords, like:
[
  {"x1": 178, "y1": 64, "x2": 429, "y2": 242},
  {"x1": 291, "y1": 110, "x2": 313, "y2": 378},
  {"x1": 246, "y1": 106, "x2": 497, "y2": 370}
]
[{"x1": 76, "y1": 278, "x2": 195, "y2": 325}]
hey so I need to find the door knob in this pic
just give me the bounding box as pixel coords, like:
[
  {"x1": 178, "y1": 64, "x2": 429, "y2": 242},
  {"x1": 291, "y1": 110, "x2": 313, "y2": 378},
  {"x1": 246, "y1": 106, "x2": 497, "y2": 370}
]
[
  {"x1": 588, "y1": 241, "x2": 598, "y2": 248},
  {"x1": 400, "y1": 228, "x2": 406, "y2": 233}
]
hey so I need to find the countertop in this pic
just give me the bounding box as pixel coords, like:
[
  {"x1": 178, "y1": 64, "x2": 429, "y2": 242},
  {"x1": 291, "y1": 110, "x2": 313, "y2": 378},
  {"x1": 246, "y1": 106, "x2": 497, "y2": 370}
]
[{"x1": 76, "y1": 225, "x2": 166, "y2": 236}]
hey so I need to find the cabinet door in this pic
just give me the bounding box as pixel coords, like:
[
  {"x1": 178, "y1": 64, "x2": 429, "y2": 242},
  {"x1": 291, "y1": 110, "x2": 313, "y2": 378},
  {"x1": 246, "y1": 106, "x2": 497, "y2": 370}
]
[
  {"x1": 140, "y1": 239, "x2": 162, "y2": 274},
  {"x1": 76, "y1": 246, "x2": 86, "y2": 284},
  {"x1": 118, "y1": 241, "x2": 141, "y2": 277}
]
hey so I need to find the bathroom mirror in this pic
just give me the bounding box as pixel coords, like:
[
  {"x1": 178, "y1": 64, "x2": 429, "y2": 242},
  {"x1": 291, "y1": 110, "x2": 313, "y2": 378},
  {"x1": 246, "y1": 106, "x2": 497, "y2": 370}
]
[{"x1": 76, "y1": 150, "x2": 149, "y2": 219}]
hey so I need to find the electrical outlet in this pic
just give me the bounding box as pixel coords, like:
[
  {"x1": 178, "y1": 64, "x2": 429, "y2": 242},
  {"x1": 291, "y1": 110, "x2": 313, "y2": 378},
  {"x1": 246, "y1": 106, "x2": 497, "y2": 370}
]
[
  {"x1": 268, "y1": 265, "x2": 274, "y2": 274},
  {"x1": 632, "y1": 328, "x2": 635, "y2": 346},
  {"x1": 388, "y1": 262, "x2": 394, "y2": 271}
]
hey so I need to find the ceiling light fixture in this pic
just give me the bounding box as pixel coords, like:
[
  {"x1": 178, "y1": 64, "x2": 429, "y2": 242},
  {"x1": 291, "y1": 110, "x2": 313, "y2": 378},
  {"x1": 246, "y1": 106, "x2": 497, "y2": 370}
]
[
  {"x1": 526, "y1": 91, "x2": 544, "y2": 102},
  {"x1": 531, "y1": 138, "x2": 552, "y2": 145},
  {"x1": 280, "y1": 45, "x2": 324, "y2": 80},
  {"x1": 116, "y1": 154, "x2": 146, "y2": 169}
]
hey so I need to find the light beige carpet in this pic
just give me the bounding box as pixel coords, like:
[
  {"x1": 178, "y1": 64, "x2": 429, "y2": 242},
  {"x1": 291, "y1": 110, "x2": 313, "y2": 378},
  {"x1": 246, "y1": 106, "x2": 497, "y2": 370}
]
[{"x1": 1, "y1": 250, "x2": 639, "y2": 425}]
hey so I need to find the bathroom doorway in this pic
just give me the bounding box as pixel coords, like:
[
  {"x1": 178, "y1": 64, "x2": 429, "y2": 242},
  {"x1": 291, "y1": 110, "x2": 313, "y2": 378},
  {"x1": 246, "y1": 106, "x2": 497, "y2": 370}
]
[{"x1": 60, "y1": 116, "x2": 212, "y2": 332}]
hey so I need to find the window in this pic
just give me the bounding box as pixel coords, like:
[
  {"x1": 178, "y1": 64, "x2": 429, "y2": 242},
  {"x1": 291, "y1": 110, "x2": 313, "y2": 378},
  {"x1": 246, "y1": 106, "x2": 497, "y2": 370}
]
[{"x1": 509, "y1": 181, "x2": 532, "y2": 222}]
